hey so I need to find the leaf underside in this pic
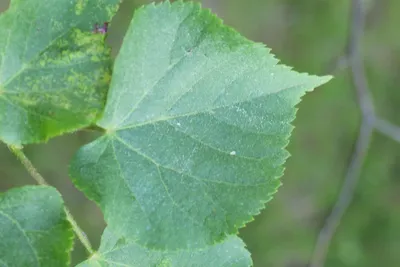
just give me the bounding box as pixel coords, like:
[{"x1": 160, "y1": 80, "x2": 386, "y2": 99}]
[
  {"x1": 0, "y1": 0, "x2": 120, "y2": 145},
  {"x1": 78, "y1": 227, "x2": 252, "y2": 267},
  {"x1": 0, "y1": 186, "x2": 73, "y2": 267},
  {"x1": 70, "y1": 1, "x2": 331, "y2": 250}
]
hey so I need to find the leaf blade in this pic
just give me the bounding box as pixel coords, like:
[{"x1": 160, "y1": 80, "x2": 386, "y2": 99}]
[
  {"x1": 70, "y1": 1, "x2": 331, "y2": 250},
  {"x1": 0, "y1": 0, "x2": 120, "y2": 145},
  {"x1": 0, "y1": 185, "x2": 73, "y2": 267}
]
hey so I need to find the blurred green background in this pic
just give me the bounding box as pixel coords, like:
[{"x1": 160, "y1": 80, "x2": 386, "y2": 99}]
[{"x1": 1, "y1": 0, "x2": 400, "y2": 266}]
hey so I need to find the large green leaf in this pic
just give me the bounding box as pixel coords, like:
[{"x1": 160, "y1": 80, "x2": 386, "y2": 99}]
[
  {"x1": 0, "y1": 0, "x2": 120, "y2": 145},
  {"x1": 70, "y1": 1, "x2": 331, "y2": 250},
  {"x1": 77, "y1": 227, "x2": 252, "y2": 267},
  {"x1": 0, "y1": 186, "x2": 73, "y2": 267}
]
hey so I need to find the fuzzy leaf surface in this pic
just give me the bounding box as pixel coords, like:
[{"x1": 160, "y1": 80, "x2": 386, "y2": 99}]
[
  {"x1": 70, "y1": 1, "x2": 331, "y2": 250},
  {"x1": 0, "y1": 186, "x2": 73, "y2": 267},
  {"x1": 77, "y1": 227, "x2": 251, "y2": 267},
  {"x1": 0, "y1": 0, "x2": 120, "y2": 145}
]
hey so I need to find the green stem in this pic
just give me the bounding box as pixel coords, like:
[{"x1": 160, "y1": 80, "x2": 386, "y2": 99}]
[
  {"x1": 9, "y1": 145, "x2": 94, "y2": 255},
  {"x1": 82, "y1": 124, "x2": 106, "y2": 133},
  {"x1": 9, "y1": 146, "x2": 48, "y2": 185}
]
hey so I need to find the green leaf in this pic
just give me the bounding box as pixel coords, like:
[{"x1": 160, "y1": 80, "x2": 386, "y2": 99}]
[
  {"x1": 77, "y1": 227, "x2": 252, "y2": 267},
  {"x1": 0, "y1": 185, "x2": 73, "y2": 267},
  {"x1": 0, "y1": 0, "x2": 120, "y2": 145},
  {"x1": 70, "y1": 1, "x2": 331, "y2": 250}
]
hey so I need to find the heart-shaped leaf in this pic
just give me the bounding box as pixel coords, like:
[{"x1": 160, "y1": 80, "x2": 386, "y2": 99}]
[
  {"x1": 70, "y1": 1, "x2": 331, "y2": 250},
  {"x1": 0, "y1": 186, "x2": 73, "y2": 266},
  {"x1": 0, "y1": 0, "x2": 120, "y2": 145}
]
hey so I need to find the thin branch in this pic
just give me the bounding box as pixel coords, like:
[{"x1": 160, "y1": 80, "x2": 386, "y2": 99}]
[
  {"x1": 9, "y1": 146, "x2": 49, "y2": 186},
  {"x1": 309, "y1": 121, "x2": 373, "y2": 267},
  {"x1": 324, "y1": 54, "x2": 349, "y2": 75},
  {"x1": 347, "y1": 0, "x2": 375, "y2": 119},
  {"x1": 374, "y1": 118, "x2": 400, "y2": 143},
  {"x1": 309, "y1": 0, "x2": 375, "y2": 266},
  {"x1": 9, "y1": 146, "x2": 94, "y2": 255}
]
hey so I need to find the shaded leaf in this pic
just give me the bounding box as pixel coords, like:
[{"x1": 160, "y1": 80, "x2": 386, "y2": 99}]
[
  {"x1": 70, "y1": 1, "x2": 331, "y2": 250},
  {"x1": 78, "y1": 227, "x2": 252, "y2": 267},
  {"x1": 0, "y1": 0, "x2": 120, "y2": 145},
  {"x1": 0, "y1": 186, "x2": 73, "y2": 267}
]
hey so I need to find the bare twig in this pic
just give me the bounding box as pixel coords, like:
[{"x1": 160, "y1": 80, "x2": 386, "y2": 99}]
[
  {"x1": 309, "y1": 121, "x2": 373, "y2": 267},
  {"x1": 9, "y1": 146, "x2": 95, "y2": 255},
  {"x1": 347, "y1": 0, "x2": 375, "y2": 119},
  {"x1": 375, "y1": 118, "x2": 400, "y2": 143},
  {"x1": 309, "y1": 0, "x2": 375, "y2": 266},
  {"x1": 324, "y1": 54, "x2": 349, "y2": 75}
]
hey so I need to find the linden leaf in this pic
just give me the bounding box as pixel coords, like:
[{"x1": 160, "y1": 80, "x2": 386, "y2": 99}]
[
  {"x1": 77, "y1": 228, "x2": 252, "y2": 267},
  {"x1": 0, "y1": 0, "x2": 120, "y2": 145},
  {"x1": 70, "y1": 1, "x2": 331, "y2": 250},
  {"x1": 0, "y1": 186, "x2": 73, "y2": 266}
]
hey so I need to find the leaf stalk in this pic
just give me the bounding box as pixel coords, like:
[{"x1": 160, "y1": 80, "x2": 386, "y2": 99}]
[{"x1": 9, "y1": 146, "x2": 95, "y2": 255}]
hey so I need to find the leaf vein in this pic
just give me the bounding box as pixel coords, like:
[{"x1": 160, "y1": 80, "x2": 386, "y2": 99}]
[
  {"x1": 0, "y1": 210, "x2": 40, "y2": 267},
  {"x1": 110, "y1": 140, "x2": 152, "y2": 231},
  {"x1": 156, "y1": 165, "x2": 203, "y2": 227},
  {"x1": 0, "y1": 95, "x2": 59, "y2": 123},
  {"x1": 0, "y1": 15, "x2": 16, "y2": 83},
  {"x1": 1, "y1": 27, "x2": 75, "y2": 88},
  {"x1": 165, "y1": 120, "x2": 261, "y2": 161},
  {"x1": 114, "y1": 135, "x2": 269, "y2": 187},
  {"x1": 116, "y1": 10, "x2": 210, "y2": 127},
  {"x1": 116, "y1": 82, "x2": 304, "y2": 131}
]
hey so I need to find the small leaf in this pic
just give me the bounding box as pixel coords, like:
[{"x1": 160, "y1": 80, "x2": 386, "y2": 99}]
[
  {"x1": 70, "y1": 1, "x2": 331, "y2": 250},
  {"x1": 0, "y1": 185, "x2": 73, "y2": 267},
  {"x1": 77, "y1": 227, "x2": 252, "y2": 267},
  {"x1": 0, "y1": 0, "x2": 120, "y2": 145}
]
